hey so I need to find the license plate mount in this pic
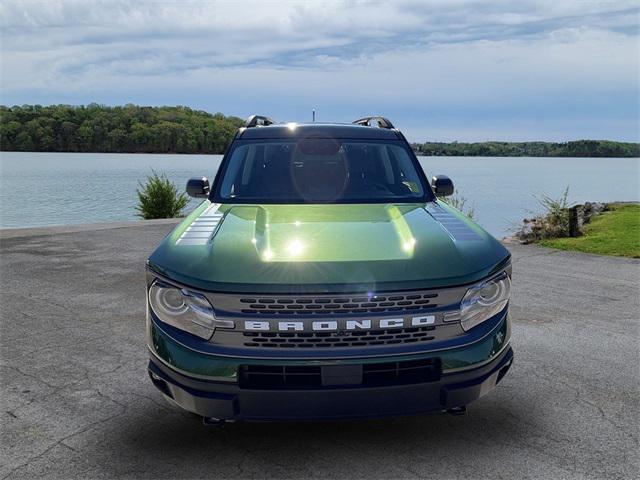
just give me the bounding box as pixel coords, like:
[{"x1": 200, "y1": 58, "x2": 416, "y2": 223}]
[{"x1": 321, "y1": 365, "x2": 363, "y2": 386}]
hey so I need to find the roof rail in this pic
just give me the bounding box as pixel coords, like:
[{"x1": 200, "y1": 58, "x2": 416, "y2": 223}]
[
  {"x1": 353, "y1": 116, "x2": 395, "y2": 129},
  {"x1": 245, "y1": 115, "x2": 276, "y2": 128}
]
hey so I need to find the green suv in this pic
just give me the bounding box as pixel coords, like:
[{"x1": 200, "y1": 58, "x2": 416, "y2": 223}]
[{"x1": 146, "y1": 115, "x2": 513, "y2": 423}]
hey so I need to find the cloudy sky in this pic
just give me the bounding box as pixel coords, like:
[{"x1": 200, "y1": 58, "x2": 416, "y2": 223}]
[{"x1": 1, "y1": 0, "x2": 638, "y2": 141}]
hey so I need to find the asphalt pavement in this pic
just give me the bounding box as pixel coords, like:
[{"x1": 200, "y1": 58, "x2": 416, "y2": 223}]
[{"x1": 1, "y1": 221, "x2": 638, "y2": 479}]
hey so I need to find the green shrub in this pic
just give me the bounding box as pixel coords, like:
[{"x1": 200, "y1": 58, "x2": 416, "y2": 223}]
[
  {"x1": 533, "y1": 186, "x2": 570, "y2": 238},
  {"x1": 136, "y1": 170, "x2": 188, "y2": 219},
  {"x1": 445, "y1": 190, "x2": 475, "y2": 220},
  {"x1": 514, "y1": 186, "x2": 572, "y2": 242}
]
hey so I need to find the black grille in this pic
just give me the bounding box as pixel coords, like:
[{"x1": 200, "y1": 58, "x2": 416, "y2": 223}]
[
  {"x1": 239, "y1": 293, "x2": 438, "y2": 315},
  {"x1": 239, "y1": 365, "x2": 323, "y2": 389},
  {"x1": 238, "y1": 358, "x2": 442, "y2": 390},
  {"x1": 242, "y1": 325, "x2": 436, "y2": 348},
  {"x1": 363, "y1": 359, "x2": 442, "y2": 387}
]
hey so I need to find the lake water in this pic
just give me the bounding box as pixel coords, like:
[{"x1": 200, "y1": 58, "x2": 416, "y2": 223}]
[{"x1": 1, "y1": 152, "x2": 638, "y2": 237}]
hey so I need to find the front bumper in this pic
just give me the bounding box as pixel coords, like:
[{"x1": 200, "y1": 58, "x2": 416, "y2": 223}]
[
  {"x1": 149, "y1": 345, "x2": 512, "y2": 421},
  {"x1": 147, "y1": 311, "x2": 513, "y2": 421}
]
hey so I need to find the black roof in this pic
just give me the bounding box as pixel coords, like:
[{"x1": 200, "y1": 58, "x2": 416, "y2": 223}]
[{"x1": 238, "y1": 123, "x2": 402, "y2": 140}]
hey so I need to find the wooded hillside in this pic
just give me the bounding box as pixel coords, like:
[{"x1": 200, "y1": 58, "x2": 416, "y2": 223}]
[{"x1": 0, "y1": 104, "x2": 244, "y2": 154}]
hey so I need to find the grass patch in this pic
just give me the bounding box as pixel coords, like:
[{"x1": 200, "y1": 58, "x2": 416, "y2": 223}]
[{"x1": 539, "y1": 204, "x2": 640, "y2": 258}]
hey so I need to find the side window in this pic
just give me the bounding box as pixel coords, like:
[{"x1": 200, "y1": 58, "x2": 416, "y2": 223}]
[
  {"x1": 220, "y1": 146, "x2": 249, "y2": 197},
  {"x1": 240, "y1": 146, "x2": 257, "y2": 186},
  {"x1": 379, "y1": 146, "x2": 395, "y2": 184},
  {"x1": 387, "y1": 146, "x2": 423, "y2": 194}
]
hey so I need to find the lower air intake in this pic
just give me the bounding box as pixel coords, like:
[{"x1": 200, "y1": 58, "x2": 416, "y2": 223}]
[{"x1": 238, "y1": 358, "x2": 442, "y2": 390}]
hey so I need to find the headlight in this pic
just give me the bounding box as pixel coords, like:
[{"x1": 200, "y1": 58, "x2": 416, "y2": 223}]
[
  {"x1": 460, "y1": 272, "x2": 511, "y2": 331},
  {"x1": 148, "y1": 280, "x2": 233, "y2": 340}
]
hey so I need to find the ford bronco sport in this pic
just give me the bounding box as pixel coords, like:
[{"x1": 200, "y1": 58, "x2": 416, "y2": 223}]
[{"x1": 146, "y1": 115, "x2": 513, "y2": 422}]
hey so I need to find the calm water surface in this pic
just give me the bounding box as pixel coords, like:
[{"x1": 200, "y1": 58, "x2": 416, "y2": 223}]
[{"x1": 1, "y1": 152, "x2": 638, "y2": 237}]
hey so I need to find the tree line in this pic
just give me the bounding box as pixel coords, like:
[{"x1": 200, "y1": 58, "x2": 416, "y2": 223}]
[
  {"x1": 1, "y1": 104, "x2": 638, "y2": 157},
  {"x1": 411, "y1": 140, "x2": 639, "y2": 158},
  {"x1": 0, "y1": 104, "x2": 244, "y2": 154}
]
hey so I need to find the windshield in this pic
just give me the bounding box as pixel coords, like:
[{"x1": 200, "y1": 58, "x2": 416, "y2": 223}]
[{"x1": 214, "y1": 138, "x2": 430, "y2": 203}]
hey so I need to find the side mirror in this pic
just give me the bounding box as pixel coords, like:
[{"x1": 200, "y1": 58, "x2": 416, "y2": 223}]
[
  {"x1": 186, "y1": 177, "x2": 210, "y2": 198},
  {"x1": 431, "y1": 175, "x2": 454, "y2": 197}
]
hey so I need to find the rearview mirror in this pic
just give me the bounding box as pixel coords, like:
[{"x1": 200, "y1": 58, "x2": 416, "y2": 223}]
[
  {"x1": 186, "y1": 177, "x2": 210, "y2": 198},
  {"x1": 431, "y1": 175, "x2": 454, "y2": 197}
]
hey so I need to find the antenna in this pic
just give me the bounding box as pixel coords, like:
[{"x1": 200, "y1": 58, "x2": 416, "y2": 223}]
[{"x1": 312, "y1": 109, "x2": 315, "y2": 123}]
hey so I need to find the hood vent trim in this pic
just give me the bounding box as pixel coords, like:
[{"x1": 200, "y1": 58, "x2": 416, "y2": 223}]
[
  {"x1": 176, "y1": 203, "x2": 222, "y2": 246},
  {"x1": 425, "y1": 203, "x2": 482, "y2": 242}
]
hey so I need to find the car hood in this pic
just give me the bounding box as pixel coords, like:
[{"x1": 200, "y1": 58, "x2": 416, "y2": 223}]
[{"x1": 148, "y1": 201, "x2": 510, "y2": 293}]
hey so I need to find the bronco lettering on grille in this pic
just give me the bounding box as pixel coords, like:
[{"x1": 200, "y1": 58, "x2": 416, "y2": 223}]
[{"x1": 244, "y1": 315, "x2": 435, "y2": 332}]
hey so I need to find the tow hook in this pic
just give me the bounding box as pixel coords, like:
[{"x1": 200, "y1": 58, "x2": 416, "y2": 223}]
[
  {"x1": 447, "y1": 405, "x2": 467, "y2": 416},
  {"x1": 202, "y1": 416, "x2": 226, "y2": 426}
]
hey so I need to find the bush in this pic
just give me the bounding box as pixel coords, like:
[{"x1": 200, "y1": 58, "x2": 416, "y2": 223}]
[
  {"x1": 136, "y1": 170, "x2": 189, "y2": 219},
  {"x1": 514, "y1": 186, "x2": 572, "y2": 242},
  {"x1": 534, "y1": 186, "x2": 570, "y2": 237},
  {"x1": 445, "y1": 190, "x2": 475, "y2": 220}
]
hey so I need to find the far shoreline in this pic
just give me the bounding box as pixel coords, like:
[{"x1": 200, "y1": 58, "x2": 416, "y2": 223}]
[
  {"x1": 1, "y1": 150, "x2": 638, "y2": 159},
  {"x1": 3, "y1": 105, "x2": 638, "y2": 158}
]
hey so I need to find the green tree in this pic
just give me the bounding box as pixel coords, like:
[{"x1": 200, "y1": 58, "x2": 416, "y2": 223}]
[
  {"x1": 412, "y1": 140, "x2": 639, "y2": 158},
  {"x1": 0, "y1": 104, "x2": 244, "y2": 154},
  {"x1": 2, "y1": 104, "x2": 638, "y2": 157},
  {"x1": 107, "y1": 128, "x2": 127, "y2": 151}
]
